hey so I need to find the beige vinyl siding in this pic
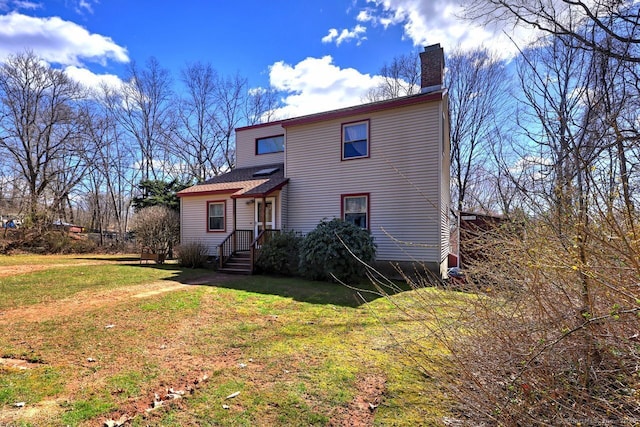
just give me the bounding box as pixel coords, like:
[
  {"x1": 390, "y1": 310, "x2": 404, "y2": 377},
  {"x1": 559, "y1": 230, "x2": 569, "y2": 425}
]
[
  {"x1": 236, "y1": 123, "x2": 285, "y2": 168},
  {"x1": 180, "y1": 193, "x2": 235, "y2": 256},
  {"x1": 285, "y1": 101, "x2": 444, "y2": 263},
  {"x1": 180, "y1": 190, "x2": 285, "y2": 256},
  {"x1": 280, "y1": 186, "x2": 288, "y2": 230},
  {"x1": 440, "y1": 95, "x2": 451, "y2": 271},
  {"x1": 235, "y1": 199, "x2": 255, "y2": 231}
]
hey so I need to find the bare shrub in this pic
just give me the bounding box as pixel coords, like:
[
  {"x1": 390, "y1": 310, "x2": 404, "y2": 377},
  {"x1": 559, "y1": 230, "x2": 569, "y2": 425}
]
[
  {"x1": 450, "y1": 215, "x2": 640, "y2": 425},
  {"x1": 177, "y1": 241, "x2": 209, "y2": 269},
  {"x1": 374, "y1": 214, "x2": 639, "y2": 425},
  {"x1": 131, "y1": 206, "x2": 179, "y2": 260}
]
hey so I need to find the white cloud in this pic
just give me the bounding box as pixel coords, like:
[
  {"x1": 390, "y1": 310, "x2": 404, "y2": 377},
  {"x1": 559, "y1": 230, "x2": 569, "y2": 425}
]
[
  {"x1": 356, "y1": 9, "x2": 373, "y2": 23},
  {"x1": 13, "y1": 1, "x2": 39, "y2": 10},
  {"x1": 0, "y1": 12, "x2": 129, "y2": 66},
  {"x1": 361, "y1": 0, "x2": 540, "y2": 60},
  {"x1": 262, "y1": 1, "x2": 547, "y2": 120},
  {"x1": 322, "y1": 28, "x2": 339, "y2": 43},
  {"x1": 321, "y1": 24, "x2": 367, "y2": 46},
  {"x1": 76, "y1": 0, "x2": 94, "y2": 14},
  {"x1": 63, "y1": 65, "x2": 124, "y2": 92},
  {"x1": 267, "y1": 55, "x2": 383, "y2": 118}
]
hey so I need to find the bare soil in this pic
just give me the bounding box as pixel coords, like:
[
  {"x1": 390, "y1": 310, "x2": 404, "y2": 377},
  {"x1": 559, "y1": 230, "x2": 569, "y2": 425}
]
[
  {"x1": 0, "y1": 357, "x2": 44, "y2": 370},
  {"x1": 0, "y1": 261, "x2": 117, "y2": 278},
  {"x1": 0, "y1": 265, "x2": 225, "y2": 324},
  {"x1": 330, "y1": 374, "x2": 387, "y2": 427}
]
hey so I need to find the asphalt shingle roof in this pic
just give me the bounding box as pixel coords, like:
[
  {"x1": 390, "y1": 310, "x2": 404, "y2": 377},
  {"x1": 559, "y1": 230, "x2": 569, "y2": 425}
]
[{"x1": 177, "y1": 163, "x2": 287, "y2": 198}]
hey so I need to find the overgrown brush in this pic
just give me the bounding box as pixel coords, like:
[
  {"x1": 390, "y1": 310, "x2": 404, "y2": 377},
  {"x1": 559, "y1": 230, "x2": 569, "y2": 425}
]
[
  {"x1": 450, "y1": 218, "x2": 640, "y2": 425},
  {"x1": 1, "y1": 229, "x2": 97, "y2": 254},
  {"x1": 368, "y1": 215, "x2": 639, "y2": 425}
]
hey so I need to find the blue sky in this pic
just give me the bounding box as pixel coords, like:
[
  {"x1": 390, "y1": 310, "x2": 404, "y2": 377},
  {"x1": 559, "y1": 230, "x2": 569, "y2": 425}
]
[{"x1": 0, "y1": 0, "x2": 533, "y2": 117}]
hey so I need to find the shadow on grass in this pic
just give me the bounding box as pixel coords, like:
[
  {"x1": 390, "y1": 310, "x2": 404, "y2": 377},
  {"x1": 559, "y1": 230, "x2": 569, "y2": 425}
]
[
  {"x1": 168, "y1": 266, "x2": 410, "y2": 307},
  {"x1": 95, "y1": 259, "x2": 412, "y2": 307},
  {"x1": 213, "y1": 275, "x2": 396, "y2": 307},
  {"x1": 74, "y1": 255, "x2": 145, "y2": 262}
]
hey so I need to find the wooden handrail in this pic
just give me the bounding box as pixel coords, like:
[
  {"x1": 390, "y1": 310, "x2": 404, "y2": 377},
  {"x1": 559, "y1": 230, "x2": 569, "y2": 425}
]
[{"x1": 218, "y1": 229, "x2": 254, "y2": 269}]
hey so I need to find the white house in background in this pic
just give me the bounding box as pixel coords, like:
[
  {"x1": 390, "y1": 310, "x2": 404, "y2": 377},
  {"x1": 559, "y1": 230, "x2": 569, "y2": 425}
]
[{"x1": 178, "y1": 44, "x2": 450, "y2": 276}]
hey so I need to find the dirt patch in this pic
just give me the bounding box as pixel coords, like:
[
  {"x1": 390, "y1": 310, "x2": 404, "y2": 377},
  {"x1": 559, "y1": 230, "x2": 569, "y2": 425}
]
[
  {"x1": 0, "y1": 260, "x2": 133, "y2": 278},
  {"x1": 329, "y1": 374, "x2": 387, "y2": 427},
  {"x1": 107, "y1": 370, "x2": 214, "y2": 424},
  {"x1": 0, "y1": 357, "x2": 44, "y2": 370},
  {"x1": 0, "y1": 398, "x2": 64, "y2": 423},
  {"x1": 0, "y1": 272, "x2": 230, "y2": 325}
]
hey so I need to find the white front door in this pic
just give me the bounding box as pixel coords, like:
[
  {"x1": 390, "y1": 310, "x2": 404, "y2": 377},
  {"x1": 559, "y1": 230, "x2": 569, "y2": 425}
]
[{"x1": 255, "y1": 197, "x2": 275, "y2": 235}]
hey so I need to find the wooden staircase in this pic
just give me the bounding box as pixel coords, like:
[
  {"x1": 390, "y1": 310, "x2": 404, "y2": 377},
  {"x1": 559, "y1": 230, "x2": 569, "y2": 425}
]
[
  {"x1": 219, "y1": 251, "x2": 252, "y2": 274},
  {"x1": 217, "y1": 229, "x2": 280, "y2": 275}
]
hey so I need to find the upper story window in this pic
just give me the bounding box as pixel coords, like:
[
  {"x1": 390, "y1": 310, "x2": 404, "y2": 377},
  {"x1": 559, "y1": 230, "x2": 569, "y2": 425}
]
[
  {"x1": 342, "y1": 120, "x2": 369, "y2": 160},
  {"x1": 342, "y1": 194, "x2": 369, "y2": 229},
  {"x1": 256, "y1": 135, "x2": 284, "y2": 155},
  {"x1": 207, "y1": 201, "x2": 226, "y2": 232}
]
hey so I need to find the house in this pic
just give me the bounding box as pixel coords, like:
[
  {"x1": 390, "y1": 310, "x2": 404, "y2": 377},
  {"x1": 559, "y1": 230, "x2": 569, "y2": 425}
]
[{"x1": 178, "y1": 44, "x2": 450, "y2": 277}]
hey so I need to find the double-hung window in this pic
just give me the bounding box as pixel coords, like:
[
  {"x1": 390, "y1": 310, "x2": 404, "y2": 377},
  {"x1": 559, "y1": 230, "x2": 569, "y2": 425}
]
[
  {"x1": 256, "y1": 135, "x2": 284, "y2": 155},
  {"x1": 207, "y1": 201, "x2": 225, "y2": 232},
  {"x1": 342, "y1": 120, "x2": 369, "y2": 159},
  {"x1": 342, "y1": 194, "x2": 369, "y2": 229}
]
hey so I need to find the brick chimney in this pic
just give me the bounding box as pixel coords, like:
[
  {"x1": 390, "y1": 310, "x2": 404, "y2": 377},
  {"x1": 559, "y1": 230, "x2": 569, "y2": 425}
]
[{"x1": 420, "y1": 43, "x2": 444, "y2": 93}]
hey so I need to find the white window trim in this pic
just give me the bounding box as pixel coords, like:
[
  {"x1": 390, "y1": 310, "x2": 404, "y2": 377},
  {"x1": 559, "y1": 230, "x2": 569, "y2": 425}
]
[{"x1": 341, "y1": 120, "x2": 369, "y2": 160}]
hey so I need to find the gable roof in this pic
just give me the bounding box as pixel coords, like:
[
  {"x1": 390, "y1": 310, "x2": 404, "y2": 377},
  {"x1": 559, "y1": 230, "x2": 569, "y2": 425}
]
[
  {"x1": 236, "y1": 89, "x2": 445, "y2": 133},
  {"x1": 177, "y1": 163, "x2": 288, "y2": 199}
]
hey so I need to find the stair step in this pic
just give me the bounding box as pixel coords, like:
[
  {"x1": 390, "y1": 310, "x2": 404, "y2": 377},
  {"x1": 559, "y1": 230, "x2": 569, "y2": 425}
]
[
  {"x1": 219, "y1": 267, "x2": 252, "y2": 275},
  {"x1": 232, "y1": 253, "x2": 251, "y2": 259},
  {"x1": 225, "y1": 262, "x2": 251, "y2": 269},
  {"x1": 220, "y1": 251, "x2": 253, "y2": 274}
]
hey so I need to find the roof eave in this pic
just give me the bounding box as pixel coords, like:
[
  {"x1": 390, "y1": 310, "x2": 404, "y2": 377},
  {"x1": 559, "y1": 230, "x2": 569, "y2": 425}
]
[
  {"x1": 282, "y1": 91, "x2": 444, "y2": 128},
  {"x1": 177, "y1": 188, "x2": 243, "y2": 198},
  {"x1": 232, "y1": 178, "x2": 289, "y2": 199}
]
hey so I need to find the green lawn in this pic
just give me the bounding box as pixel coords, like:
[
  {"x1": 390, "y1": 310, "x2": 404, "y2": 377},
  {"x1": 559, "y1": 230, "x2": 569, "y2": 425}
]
[{"x1": 0, "y1": 254, "x2": 459, "y2": 426}]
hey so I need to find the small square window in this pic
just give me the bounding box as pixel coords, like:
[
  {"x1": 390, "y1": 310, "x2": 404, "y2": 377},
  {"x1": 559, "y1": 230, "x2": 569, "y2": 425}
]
[
  {"x1": 256, "y1": 135, "x2": 284, "y2": 155},
  {"x1": 342, "y1": 194, "x2": 369, "y2": 229},
  {"x1": 342, "y1": 121, "x2": 369, "y2": 159},
  {"x1": 207, "y1": 201, "x2": 225, "y2": 232}
]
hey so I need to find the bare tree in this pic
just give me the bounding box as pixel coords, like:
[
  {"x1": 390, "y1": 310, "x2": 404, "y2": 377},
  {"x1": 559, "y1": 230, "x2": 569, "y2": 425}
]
[
  {"x1": 210, "y1": 72, "x2": 248, "y2": 171},
  {"x1": 84, "y1": 98, "x2": 135, "y2": 246},
  {"x1": 464, "y1": 0, "x2": 640, "y2": 63},
  {"x1": 584, "y1": 38, "x2": 639, "y2": 235},
  {"x1": 515, "y1": 37, "x2": 594, "y2": 219},
  {"x1": 365, "y1": 48, "x2": 508, "y2": 212},
  {"x1": 245, "y1": 86, "x2": 280, "y2": 125},
  {"x1": 363, "y1": 50, "x2": 421, "y2": 102},
  {"x1": 174, "y1": 62, "x2": 225, "y2": 182},
  {"x1": 131, "y1": 205, "x2": 179, "y2": 256},
  {"x1": 174, "y1": 64, "x2": 274, "y2": 183},
  {"x1": 108, "y1": 57, "x2": 175, "y2": 184},
  {"x1": 0, "y1": 51, "x2": 86, "y2": 224},
  {"x1": 47, "y1": 135, "x2": 94, "y2": 223},
  {"x1": 447, "y1": 48, "x2": 508, "y2": 212},
  {"x1": 441, "y1": 34, "x2": 640, "y2": 423}
]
